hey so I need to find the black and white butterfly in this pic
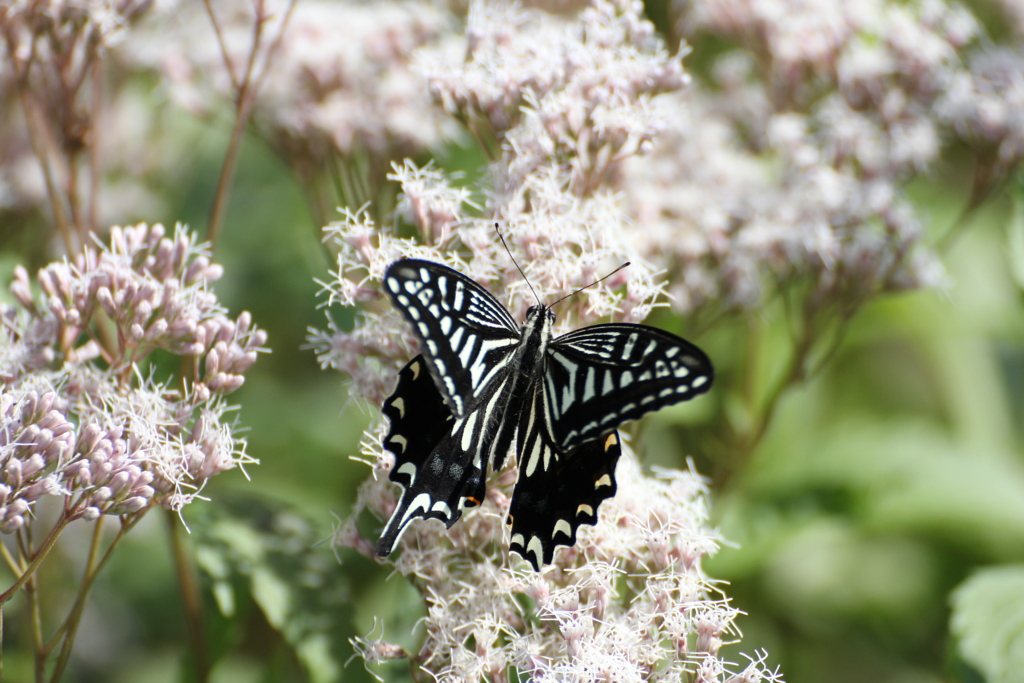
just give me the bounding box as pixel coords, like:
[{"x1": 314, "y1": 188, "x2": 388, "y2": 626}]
[{"x1": 376, "y1": 258, "x2": 713, "y2": 570}]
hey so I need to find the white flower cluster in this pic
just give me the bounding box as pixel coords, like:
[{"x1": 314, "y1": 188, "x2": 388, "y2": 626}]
[
  {"x1": 317, "y1": 2, "x2": 781, "y2": 680},
  {"x1": 347, "y1": 448, "x2": 781, "y2": 683},
  {"x1": 622, "y1": 0, "x2": 984, "y2": 316},
  {"x1": 141, "y1": 0, "x2": 453, "y2": 162},
  {"x1": 1, "y1": 224, "x2": 264, "y2": 523}
]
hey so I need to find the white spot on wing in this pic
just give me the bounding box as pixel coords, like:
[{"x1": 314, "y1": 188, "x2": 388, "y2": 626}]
[
  {"x1": 553, "y1": 519, "x2": 573, "y2": 539},
  {"x1": 583, "y1": 366, "x2": 596, "y2": 402},
  {"x1": 623, "y1": 332, "x2": 638, "y2": 358},
  {"x1": 576, "y1": 504, "x2": 593, "y2": 517},
  {"x1": 528, "y1": 536, "x2": 545, "y2": 567},
  {"x1": 392, "y1": 397, "x2": 405, "y2": 417},
  {"x1": 525, "y1": 435, "x2": 544, "y2": 477},
  {"x1": 460, "y1": 410, "x2": 480, "y2": 452},
  {"x1": 453, "y1": 281, "x2": 464, "y2": 310},
  {"x1": 692, "y1": 376, "x2": 708, "y2": 389},
  {"x1": 595, "y1": 474, "x2": 612, "y2": 488},
  {"x1": 458, "y1": 334, "x2": 477, "y2": 368},
  {"x1": 390, "y1": 435, "x2": 408, "y2": 451}
]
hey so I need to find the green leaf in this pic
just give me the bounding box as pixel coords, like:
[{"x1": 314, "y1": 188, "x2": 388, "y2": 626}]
[
  {"x1": 951, "y1": 565, "x2": 1024, "y2": 683},
  {"x1": 191, "y1": 495, "x2": 354, "y2": 683}
]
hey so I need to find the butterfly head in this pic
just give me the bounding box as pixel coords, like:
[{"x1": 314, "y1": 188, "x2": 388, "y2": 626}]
[{"x1": 525, "y1": 304, "x2": 556, "y2": 325}]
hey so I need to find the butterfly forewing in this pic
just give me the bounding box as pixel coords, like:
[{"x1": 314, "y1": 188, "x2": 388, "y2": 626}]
[
  {"x1": 383, "y1": 259, "x2": 520, "y2": 416},
  {"x1": 544, "y1": 324, "x2": 713, "y2": 451}
]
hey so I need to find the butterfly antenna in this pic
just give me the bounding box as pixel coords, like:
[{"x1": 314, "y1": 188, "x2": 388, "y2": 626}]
[
  {"x1": 494, "y1": 223, "x2": 541, "y2": 305},
  {"x1": 550, "y1": 261, "x2": 631, "y2": 309}
]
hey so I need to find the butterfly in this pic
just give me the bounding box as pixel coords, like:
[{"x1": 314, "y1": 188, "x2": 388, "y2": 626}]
[{"x1": 375, "y1": 258, "x2": 713, "y2": 570}]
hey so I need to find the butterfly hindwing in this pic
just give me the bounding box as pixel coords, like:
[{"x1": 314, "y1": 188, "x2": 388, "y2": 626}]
[
  {"x1": 544, "y1": 324, "x2": 713, "y2": 450},
  {"x1": 508, "y1": 390, "x2": 622, "y2": 570},
  {"x1": 376, "y1": 356, "x2": 488, "y2": 557},
  {"x1": 383, "y1": 259, "x2": 520, "y2": 416}
]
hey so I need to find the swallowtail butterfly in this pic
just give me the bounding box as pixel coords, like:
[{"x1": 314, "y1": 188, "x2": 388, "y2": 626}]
[{"x1": 376, "y1": 258, "x2": 713, "y2": 570}]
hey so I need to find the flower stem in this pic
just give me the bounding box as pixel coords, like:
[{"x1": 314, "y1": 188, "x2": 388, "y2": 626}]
[
  {"x1": 166, "y1": 509, "x2": 210, "y2": 683},
  {"x1": 48, "y1": 514, "x2": 142, "y2": 683},
  {"x1": 0, "y1": 517, "x2": 69, "y2": 609}
]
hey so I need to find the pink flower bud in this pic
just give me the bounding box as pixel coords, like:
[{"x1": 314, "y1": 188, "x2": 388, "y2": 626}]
[
  {"x1": 81, "y1": 506, "x2": 101, "y2": 521},
  {"x1": 90, "y1": 487, "x2": 113, "y2": 506},
  {"x1": 236, "y1": 311, "x2": 251, "y2": 336},
  {"x1": 204, "y1": 348, "x2": 220, "y2": 378},
  {"x1": 23, "y1": 475, "x2": 60, "y2": 501},
  {"x1": 186, "y1": 419, "x2": 205, "y2": 448},
  {"x1": 2, "y1": 515, "x2": 25, "y2": 534},
  {"x1": 5, "y1": 458, "x2": 23, "y2": 489},
  {"x1": 221, "y1": 375, "x2": 245, "y2": 393},
  {"x1": 203, "y1": 264, "x2": 224, "y2": 281},
  {"x1": 10, "y1": 279, "x2": 35, "y2": 312},
  {"x1": 21, "y1": 454, "x2": 45, "y2": 479},
  {"x1": 135, "y1": 300, "x2": 153, "y2": 324},
  {"x1": 110, "y1": 470, "x2": 133, "y2": 496},
  {"x1": 147, "y1": 223, "x2": 166, "y2": 246},
  {"x1": 168, "y1": 318, "x2": 197, "y2": 339},
  {"x1": 119, "y1": 496, "x2": 149, "y2": 513},
  {"x1": 230, "y1": 350, "x2": 258, "y2": 374},
  {"x1": 146, "y1": 319, "x2": 168, "y2": 340},
  {"x1": 130, "y1": 323, "x2": 145, "y2": 341},
  {"x1": 37, "y1": 269, "x2": 54, "y2": 297},
  {"x1": 48, "y1": 296, "x2": 66, "y2": 322},
  {"x1": 97, "y1": 286, "x2": 116, "y2": 316},
  {"x1": 64, "y1": 461, "x2": 92, "y2": 486},
  {"x1": 77, "y1": 423, "x2": 102, "y2": 455}
]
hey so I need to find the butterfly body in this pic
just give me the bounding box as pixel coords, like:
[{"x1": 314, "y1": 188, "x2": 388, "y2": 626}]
[{"x1": 376, "y1": 259, "x2": 712, "y2": 570}]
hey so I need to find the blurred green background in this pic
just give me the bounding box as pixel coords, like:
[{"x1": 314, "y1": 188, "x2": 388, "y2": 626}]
[{"x1": 3, "y1": 3, "x2": 1024, "y2": 683}]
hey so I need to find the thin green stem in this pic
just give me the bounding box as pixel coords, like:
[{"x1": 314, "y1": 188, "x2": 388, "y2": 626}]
[
  {"x1": 2, "y1": 30, "x2": 74, "y2": 255},
  {"x1": 42, "y1": 518, "x2": 104, "y2": 654},
  {"x1": 0, "y1": 518, "x2": 69, "y2": 608},
  {"x1": 48, "y1": 514, "x2": 143, "y2": 683},
  {"x1": 204, "y1": 0, "x2": 297, "y2": 252},
  {"x1": 166, "y1": 509, "x2": 210, "y2": 683},
  {"x1": 0, "y1": 540, "x2": 22, "y2": 578},
  {"x1": 20, "y1": 526, "x2": 45, "y2": 683}
]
